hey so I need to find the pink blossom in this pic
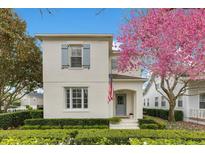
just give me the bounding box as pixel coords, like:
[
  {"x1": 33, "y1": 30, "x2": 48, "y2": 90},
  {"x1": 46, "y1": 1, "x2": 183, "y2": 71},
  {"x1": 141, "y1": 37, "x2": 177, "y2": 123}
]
[{"x1": 117, "y1": 9, "x2": 205, "y2": 80}]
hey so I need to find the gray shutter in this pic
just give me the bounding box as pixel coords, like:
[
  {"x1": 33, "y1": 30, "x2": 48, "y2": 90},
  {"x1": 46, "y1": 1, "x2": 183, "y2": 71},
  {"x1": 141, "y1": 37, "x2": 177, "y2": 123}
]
[
  {"x1": 61, "y1": 44, "x2": 69, "y2": 69},
  {"x1": 83, "y1": 44, "x2": 90, "y2": 69}
]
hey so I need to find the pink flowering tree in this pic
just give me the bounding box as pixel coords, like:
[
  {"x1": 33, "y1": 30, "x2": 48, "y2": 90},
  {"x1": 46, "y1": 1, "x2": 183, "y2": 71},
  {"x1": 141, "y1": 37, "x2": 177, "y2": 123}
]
[{"x1": 118, "y1": 9, "x2": 205, "y2": 122}]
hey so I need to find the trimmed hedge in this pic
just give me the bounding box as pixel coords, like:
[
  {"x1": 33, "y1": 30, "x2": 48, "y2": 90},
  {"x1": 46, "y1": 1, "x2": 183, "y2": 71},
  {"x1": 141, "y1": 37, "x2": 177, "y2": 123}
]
[
  {"x1": 21, "y1": 125, "x2": 108, "y2": 130},
  {"x1": 0, "y1": 129, "x2": 205, "y2": 145},
  {"x1": 24, "y1": 118, "x2": 110, "y2": 127},
  {"x1": 0, "y1": 110, "x2": 43, "y2": 130},
  {"x1": 109, "y1": 117, "x2": 121, "y2": 124},
  {"x1": 138, "y1": 116, "x2": 166, "y2": 129},
  {"x1": 143, "y1": 108, "x2": 183, "y2": 121}
]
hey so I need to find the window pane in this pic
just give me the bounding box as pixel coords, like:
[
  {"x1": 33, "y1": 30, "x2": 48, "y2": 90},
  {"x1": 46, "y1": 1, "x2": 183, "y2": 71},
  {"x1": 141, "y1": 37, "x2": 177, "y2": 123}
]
[
  {"x1": 200, "y1": 102, "x2": 205, "y2": 109},
  {"x1": 200, "y1": 94, "x2": 205, "y2": 102},
  {"x1": 66, "y1": 89, "x2": 70, "y2": 108},
  {"x1": 84, "y1": 89, "x2": 88, "y2": 108},
  {"x1": 71, "y1": 57, "x2": 82, "y2": 67},
  {"x1": 72, "y1": 88, "x2": 82, "y2": 109},
  {"x1": 178, "y1": 100, "x2": 183, "y2": 107}
]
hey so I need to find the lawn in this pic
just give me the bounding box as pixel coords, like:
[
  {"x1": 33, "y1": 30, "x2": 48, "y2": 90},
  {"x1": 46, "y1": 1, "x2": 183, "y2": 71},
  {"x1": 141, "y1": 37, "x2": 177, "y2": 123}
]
[{"x1": 0, "y1": 129, "x2": 205, "y2": 145}]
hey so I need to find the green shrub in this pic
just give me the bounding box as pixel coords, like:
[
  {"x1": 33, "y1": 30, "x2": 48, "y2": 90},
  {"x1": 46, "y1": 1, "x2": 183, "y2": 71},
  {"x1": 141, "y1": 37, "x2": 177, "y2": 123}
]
[
  {"x1": 143, "y1": 108, "x2": 183, "y2": 121},
  {"x1": 109, "y1": 117, "x2": 121, "y2": 124},
  {"x1": 0, "y1": 129, "x2": 205, "y2": 145},
  {"x1": 138, "y1": 116, "x2": 166, "y2": 129},
  {"x1": 0, "y1": 110, "x2": 43, "y2": 130},
  {"x1": 30, "y1": 110, "x2": 43, "y2": 119},
  {"x1": 21, "y1": 125, "x2": 108, "y2": 130},
  {"x1": 140, "y1": 124, "x2": 159, "y2": 129},
  {"x1": 24, "y1": 118, "x2": 110, "y2": 127}
]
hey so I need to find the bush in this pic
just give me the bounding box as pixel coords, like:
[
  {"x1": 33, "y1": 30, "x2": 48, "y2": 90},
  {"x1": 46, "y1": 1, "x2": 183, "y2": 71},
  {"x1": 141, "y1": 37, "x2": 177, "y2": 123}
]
[
  {"x1": 138, "y1": 116, "x2": 166, "y2": 129},
  {"x1": 0, "y1": 110, "x2": 43, "y2": 130},
  {"x1": 21, "y1": 125, "x2": 109, "y2": 130},
  {"x1": 143, "y1": 108, "x2": 183, "y2": 121},
  {"x1": 74, "y1": 129, "x2": 205, "y2": 145},
  {"x1": 30, "y1": 110, "x2": 43, "y2": 119},
  {"x1": 24, "y1": 118, "x2": 110, "y2": 127},
  {"x1": 0, "y1": 129, "x2": 205, "y2": 145},
  {"x1": 140, "y1": 124, "x2": 159, "y2": 129},
  {"x1": 109, "y1": 117, "x2": 121, "y2": 124}
]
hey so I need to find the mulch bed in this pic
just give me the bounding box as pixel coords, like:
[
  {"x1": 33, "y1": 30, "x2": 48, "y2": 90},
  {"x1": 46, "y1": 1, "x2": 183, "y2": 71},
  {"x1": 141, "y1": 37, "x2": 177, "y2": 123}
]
[{"x1": 167, "y1": 121, "x2": 205, "y2": 131}]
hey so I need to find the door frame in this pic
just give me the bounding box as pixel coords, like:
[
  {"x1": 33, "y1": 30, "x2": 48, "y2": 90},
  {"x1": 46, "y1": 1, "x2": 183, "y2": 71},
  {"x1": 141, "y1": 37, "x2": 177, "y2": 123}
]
[{"x1": 115, "y1": 94, "x2": 127, "y2": 116}]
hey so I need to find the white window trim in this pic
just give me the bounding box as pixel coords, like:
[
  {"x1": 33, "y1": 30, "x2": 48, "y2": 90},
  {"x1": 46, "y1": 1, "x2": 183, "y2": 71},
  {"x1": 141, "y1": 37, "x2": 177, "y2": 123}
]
[
  {"x1": 69, "y1": 45, "x2": 83, "y2": 69},
  {"x1": 65, "y1": 87, "x2": 88, "y2": 111}
]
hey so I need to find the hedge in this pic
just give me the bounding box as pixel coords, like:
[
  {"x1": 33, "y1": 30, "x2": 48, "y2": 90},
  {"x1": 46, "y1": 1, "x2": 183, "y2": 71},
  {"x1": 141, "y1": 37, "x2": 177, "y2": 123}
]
[
  {"x1": 143, "y1": 108, "x2": 183, "y2": 121},
  {"x1": 138, "y1": 116, "x2": 166, "y2": 129},
  {"x1": 0, "y1": 129, "x2": 205, "y2": 145},
  {"x1": 24, "y1": 118, "x2": 110, "y2": 127},
  {"x1": 74, "y1": 129, "x2": 205, "y2": 145},
  {"x1": 21, "y1": 125, "x2": 108, "y2": 130},
  {"x1": 0, "y1": 110, "x2": 43, "y2": 130}
]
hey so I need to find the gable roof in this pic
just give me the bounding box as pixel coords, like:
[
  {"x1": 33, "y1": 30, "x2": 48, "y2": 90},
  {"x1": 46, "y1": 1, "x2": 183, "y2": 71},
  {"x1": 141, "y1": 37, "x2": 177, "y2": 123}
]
[{"x1": 143, "y1": 74, "x2": 155, "y2": 95}]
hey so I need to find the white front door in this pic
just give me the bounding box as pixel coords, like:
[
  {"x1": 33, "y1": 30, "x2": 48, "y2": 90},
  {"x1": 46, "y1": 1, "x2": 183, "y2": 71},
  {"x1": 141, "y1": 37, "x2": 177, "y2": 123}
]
[{"x1": 116, "y1": 94, "x2": 126, "y2": 116}]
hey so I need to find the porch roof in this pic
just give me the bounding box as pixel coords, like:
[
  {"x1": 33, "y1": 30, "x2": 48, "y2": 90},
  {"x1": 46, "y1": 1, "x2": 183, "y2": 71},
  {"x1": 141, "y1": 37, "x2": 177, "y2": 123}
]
[{"x1": 111, "y1": 74, "x2": 147, "y2": 82}]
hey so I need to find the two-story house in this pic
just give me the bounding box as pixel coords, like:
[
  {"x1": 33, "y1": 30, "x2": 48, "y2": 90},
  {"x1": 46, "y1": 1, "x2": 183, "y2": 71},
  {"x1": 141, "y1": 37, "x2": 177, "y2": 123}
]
[{"x1": 36, "y1": 34, "x2": 146, "y2": 124}]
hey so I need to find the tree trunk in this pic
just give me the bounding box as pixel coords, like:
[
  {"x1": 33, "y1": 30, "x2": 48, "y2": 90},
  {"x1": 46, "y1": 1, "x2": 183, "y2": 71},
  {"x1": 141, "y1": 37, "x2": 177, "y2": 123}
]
[{"x1": 168, "y1": 100, "x2": 176, "y2": 122}]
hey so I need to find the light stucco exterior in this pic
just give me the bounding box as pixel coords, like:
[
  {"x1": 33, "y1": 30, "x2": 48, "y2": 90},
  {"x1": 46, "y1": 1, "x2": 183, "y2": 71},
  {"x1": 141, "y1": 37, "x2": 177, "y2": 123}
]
[{"x1": 37, "y1": 34, "x2": 145, "y2": 120}]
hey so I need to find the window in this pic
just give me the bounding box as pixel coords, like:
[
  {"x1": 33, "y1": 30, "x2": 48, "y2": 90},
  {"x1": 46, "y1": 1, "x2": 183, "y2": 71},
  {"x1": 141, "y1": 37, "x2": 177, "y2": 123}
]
[
  {"x1": 66, "y1": 87, "x2": 88, "y2": 109},
  {"x1": 161, "y1": 96, "x2": 166, "y2": 107},
  {"x1": 147, "y1": 98, "x2": 149, "y2": 107},
  {"x1": 70, "y1": 46, "x2": 82, "y2": 68},
  {"x1": 111, "y1": 58, "x2": 117, "y2": 70},
  {"x1": 178, "y1": 96, "x2": 183, "y2": 108},
  {"x1": 199, "y1": 93, "x2": 205, "y2": 109},
  {"x1": 144, "y1": 99, "x2": 146, "y2": 106},
  {"x1": 155, "y1": 97, "x2": 159, "y2": 107}
]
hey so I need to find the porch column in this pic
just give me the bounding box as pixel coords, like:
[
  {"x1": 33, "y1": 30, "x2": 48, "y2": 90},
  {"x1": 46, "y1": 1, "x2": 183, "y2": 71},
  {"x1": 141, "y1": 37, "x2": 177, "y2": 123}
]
[{"x1": 136, "y1": 90, "x2": 143, "y2": 119}]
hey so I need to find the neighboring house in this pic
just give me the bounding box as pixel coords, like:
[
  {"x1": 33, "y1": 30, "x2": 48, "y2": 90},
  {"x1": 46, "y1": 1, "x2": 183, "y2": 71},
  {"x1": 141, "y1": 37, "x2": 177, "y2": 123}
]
[
  {"x1": 143, "y1": 76, "x2": 205, "y2": 124},
  {"x1": 7, "y1": 92, "x2": 43, "y2": 112},
  {"x1": 21, "y1": 92, "x2": 43, "y2": 109},
  {"x1": 36, "y1": 34, "x2": 146, "y2": 122}
]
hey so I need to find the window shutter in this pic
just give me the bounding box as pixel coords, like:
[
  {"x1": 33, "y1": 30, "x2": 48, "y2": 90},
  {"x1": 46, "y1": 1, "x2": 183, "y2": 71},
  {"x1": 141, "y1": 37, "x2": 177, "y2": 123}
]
[
  {"x1": 61, "y1": 44, "x2": 69, "y2": 69},
  {"x1": 83, "y1": 44, "x2": 90, "y2": 69}
]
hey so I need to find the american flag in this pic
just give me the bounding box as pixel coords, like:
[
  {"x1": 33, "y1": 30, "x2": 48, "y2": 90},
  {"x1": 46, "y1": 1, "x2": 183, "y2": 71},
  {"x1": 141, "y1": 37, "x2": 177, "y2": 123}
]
[{"x1": 107, "y1": 74, "x2": 114, "y2": 103}]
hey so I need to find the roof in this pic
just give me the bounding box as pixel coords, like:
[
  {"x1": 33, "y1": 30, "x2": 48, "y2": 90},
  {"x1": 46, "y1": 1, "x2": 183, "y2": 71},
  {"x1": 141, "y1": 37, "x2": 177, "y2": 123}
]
[
  {"x1": 143, "y1": 74, "x2": 155, "y2": 96},
  {"x1": 111, "y1": 74, "x2": 147, "y2": 81},
  {"x1": 35, "y1": 33, "x2": 113, "y2": 40},
  {"x1": 27, "y1": 92, "x2": 43, "y2": 98}
]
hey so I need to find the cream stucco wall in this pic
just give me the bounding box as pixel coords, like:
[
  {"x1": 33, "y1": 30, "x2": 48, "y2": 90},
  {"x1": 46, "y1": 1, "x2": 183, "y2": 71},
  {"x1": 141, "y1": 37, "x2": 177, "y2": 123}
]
[
  {"x1": 42, "y1": 37, "x2": 110, "y2": 118},
  {"x1": 41, "y1": 35, "x2": 144, "y2": 120}
]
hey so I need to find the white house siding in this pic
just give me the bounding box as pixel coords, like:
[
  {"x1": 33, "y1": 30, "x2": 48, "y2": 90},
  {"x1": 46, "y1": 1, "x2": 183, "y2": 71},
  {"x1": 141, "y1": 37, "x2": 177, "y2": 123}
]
[
  {"x1": 144, "y1": 78, "x2": 205, "y2": 122},
  {"x1": 21, "y1": 93, "x2": 43, "y2": 109},
  {"x1": 42, "y1": 37, "x2": 110, "y2": 118}
]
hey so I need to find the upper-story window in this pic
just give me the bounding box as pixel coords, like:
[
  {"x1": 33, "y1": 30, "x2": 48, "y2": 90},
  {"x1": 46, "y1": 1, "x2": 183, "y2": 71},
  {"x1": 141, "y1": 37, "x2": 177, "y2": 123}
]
[
  {"x1": 161, "y1": 96, "x2": 166, "y2": 107},
  {"x1": 111, "y1": 58, "x2": 117, "y2": 70},
  {"x1": 70, "y1": 46, "x2": 82, "y2": 67},
  {"x1": 199, "y1": 93, "x2": 205, "y2": 109},
  {"x1": 177, "y1": 96, "x2": 183, "y2": 108},
  {"x1": 61, "y1": 44, "x2": 90, "y2": 69}
]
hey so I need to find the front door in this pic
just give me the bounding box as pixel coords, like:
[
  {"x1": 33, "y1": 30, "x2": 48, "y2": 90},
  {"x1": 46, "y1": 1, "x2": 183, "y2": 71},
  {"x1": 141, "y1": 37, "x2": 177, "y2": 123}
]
[{"x1": 116, "y1": 94, "x2": 126, "y2": 116}]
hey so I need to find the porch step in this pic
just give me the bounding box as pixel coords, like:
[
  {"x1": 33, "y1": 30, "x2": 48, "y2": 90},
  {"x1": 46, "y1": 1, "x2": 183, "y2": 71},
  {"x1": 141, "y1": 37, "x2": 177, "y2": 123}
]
[{"x1": 110, "y1": 118, "x2": 139, "y2": 129}]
